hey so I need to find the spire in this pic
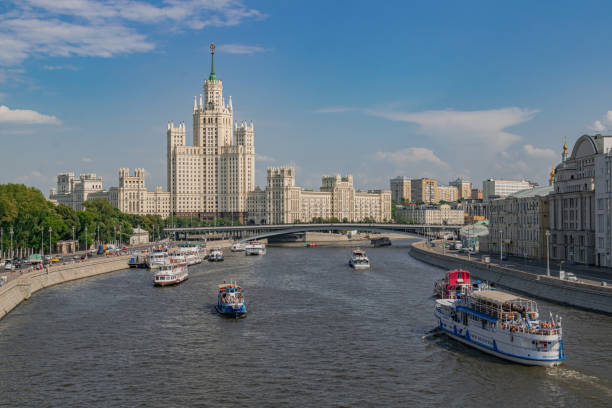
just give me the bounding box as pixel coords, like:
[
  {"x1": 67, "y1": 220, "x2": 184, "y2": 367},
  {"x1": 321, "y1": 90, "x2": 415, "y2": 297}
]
[
  {"x1": 193, "y1": 96, "x2": 197, "y2": 111},
  {"x1": 549, "y1": 164, "x2": 555, "y2": 185},
  {"x1": 208, "y1": 42, "x2": 217, "y2": 81},
  {"x1": 562, "y1": 136, "x2": 569, "y2": 162}
]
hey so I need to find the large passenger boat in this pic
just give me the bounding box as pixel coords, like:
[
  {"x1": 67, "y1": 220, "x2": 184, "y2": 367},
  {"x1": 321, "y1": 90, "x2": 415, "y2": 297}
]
[
  {"x1": 349, "y1": 249, "x2": 370, "y2": 269},
  {"x1": 146, "y1": 251, "x2": 168, "y2": 269},
  {"x1": 216, "y1": 282, "x2": 247, "y2": 318},
  {"x1": 434, "y1": 290, "x2": 565, "y2": 366},
  {"x1": 153, "y1": 262, "x2": 188, "y2": 286},
  {"x1": 208, "y1": 248, "x2": 224, "y2": 262},
  {"x1": 245, "y1": 242, "x2": 266, "y2": 256},
  {"x1": 231, "y1": 242, "x2": 246, "y2": 252}
]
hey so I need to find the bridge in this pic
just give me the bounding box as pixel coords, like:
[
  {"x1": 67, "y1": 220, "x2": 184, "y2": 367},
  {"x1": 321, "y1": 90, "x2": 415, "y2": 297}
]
[{"x1": 164, "y1": 223, "x2": 463, "y2": 242}]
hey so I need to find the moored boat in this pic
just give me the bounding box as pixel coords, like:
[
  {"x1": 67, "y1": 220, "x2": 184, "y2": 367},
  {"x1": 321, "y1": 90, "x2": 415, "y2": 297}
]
[
  {"x1": 434, "y1": 290, "x2": 564, "y2": 366},
  {"x1": 434, "y1": 269, "x2": 471, "y2": 299},
  {"x1": 216, "y1": 281, "x2": 247, "y2": 318},
  {"x1": 245, "y1": 242, "x2": 266, "y2": 256},
  {"x1": 231, "y1": 242, "x2": 246, "y2": 252},
  {"x1": 153, "y1": 262, "x2": 188, "y2": 286},
  {"x1": 208, "y1": 248, "x2": 224, "y2": 262},
  {"x1": 349, "y1": 249, "x2": 370, "y2": 269},
  {"x1": 146, "y1": 251, "x2": 169, "y2": 269}
]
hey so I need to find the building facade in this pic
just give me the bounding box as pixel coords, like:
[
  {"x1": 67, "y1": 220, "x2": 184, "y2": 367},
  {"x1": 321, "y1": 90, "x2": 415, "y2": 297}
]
[
  {"x1": 482, "y1": 179, "x2": 532, "y2": 201},
  {"x1": 595, "y1": 149, "x2": 612, "y2": 267},
  {"x1": 167, "y1": 43, "x2": 255, "y2": 221},
  {"x1": 449, "y1": 178, "x2": 472, "y2": 200},
  {"x1": 390, "y1": 176, "x2": 411, "y2": 203},
  {"x1": 246, "y1": 168, "x2": 391, "y2": 224},
  {"x1": 485, "y1": 185, "x2": 552, "y2": 260},
  {"x1": 471, "y1": 188, "x2": 483, "y2": 199},
  {"x1": 550, "y1": 135, "x2": 612, "y2": 265},
  {"x1": 49, "y1": 173, "x2": 105, "y2": 211},
  {"x1": 411, "y1": 178, "x2": 438, "y2": 204},
  {"x1": 438, "y1": 185, "x2": 458, "y2": 202},
  {"x1": 396, "y1": 204, "x2": 464, "y2": 225},
  {"x1": 108, "y1": 168, "x2": 171, "y2": 217}
]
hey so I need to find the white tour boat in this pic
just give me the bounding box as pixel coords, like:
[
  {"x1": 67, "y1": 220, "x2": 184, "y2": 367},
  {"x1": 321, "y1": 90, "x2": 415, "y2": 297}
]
[
  {"x1": 146, "y1": 252, "x2": 168, "y2": 269},
  {"x1": 245, "y1": 242, "x2": 266, "y2": 256},
  {"x1": 231, "y1": 242, "x2": 246, "y2": 252},
  {"x1": 434, "y1": 290, "x2": 565, "y2": 366},
  {"x1": 153, "y1": 262, "x2": 188, "y2": 286},
  {"x1": 349, "y1": 249, "x2": 370, "y2": 269},
  {"x1": 178, "y1": 246, "x2": 203, "y2": 265},
  {"x1": 208, "y1": 248, "x2": 224, "y2": 262}
]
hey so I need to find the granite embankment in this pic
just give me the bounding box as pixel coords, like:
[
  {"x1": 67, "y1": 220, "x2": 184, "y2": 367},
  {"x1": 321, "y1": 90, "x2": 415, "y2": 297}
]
[
  {"x1": 410, "y1": 240, "x2": 612, "y2": 314},
  {"x1": 0, "y1": 256, "x2": 129, "y2": 320}
]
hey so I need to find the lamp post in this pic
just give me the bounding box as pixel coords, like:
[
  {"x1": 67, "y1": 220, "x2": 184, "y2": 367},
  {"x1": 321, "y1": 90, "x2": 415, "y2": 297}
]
[
  {"x1": 41, "y1": 227, "x2": 44, "y2": 256},
  {"x1": 119, "y1": 224, "x2": 122, "y2": 247},
  {"x1": 85, "y1": 225, "x2": 88, "y2": 251},
  {"x1": 10, "y1": 227, "x2": 14, "y2": 259},
  {"x1": 48, "y1": 227, "x2": 52, "y2": 256},
  {"x1": 499, "y1": 230, "x2": 503, "y2": 261},
  {"x1": 72, "y1": 226, "x2": 76, "y2": 253},
  {"x1": 545, "y1": 230, "x2": 551, "y2": 277},
  {"x1": 1, "y1": 227, "x2": 3, "y2": 258},
  {"x1": 114, "y1": 226, "x2": 117, "y2": 245},
  {"x1": 96, "y1": 225, "x2": 100, "y2": 245}
]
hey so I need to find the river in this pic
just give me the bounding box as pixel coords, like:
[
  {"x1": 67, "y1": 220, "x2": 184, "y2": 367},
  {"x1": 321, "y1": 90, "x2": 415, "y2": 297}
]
[{"x1": 1, "y1": 244, "x2": 611, "y2": 407}]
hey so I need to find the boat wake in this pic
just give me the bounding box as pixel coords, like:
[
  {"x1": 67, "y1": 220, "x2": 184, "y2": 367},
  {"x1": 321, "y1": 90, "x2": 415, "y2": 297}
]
[
  {"x1": 546, "y1": 366, "x2": 612, "y2": 397},
  {"x1": 421, "y1": 327, "x2": 443, "y2": 341}
]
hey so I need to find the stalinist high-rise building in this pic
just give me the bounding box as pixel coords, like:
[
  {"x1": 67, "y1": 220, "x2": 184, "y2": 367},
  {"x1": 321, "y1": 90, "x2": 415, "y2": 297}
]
[{"x1": 167, "y1": 43, "x2": 255, "y2": 221}]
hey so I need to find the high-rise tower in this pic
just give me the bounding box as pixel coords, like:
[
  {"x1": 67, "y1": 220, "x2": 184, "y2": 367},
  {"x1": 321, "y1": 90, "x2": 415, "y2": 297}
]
[{"x1": 167, "y1": 43, "x2": 255, "y2": 221}]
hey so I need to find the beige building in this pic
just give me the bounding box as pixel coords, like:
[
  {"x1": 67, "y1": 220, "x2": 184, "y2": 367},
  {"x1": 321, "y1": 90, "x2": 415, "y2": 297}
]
[
  {"x1": 396, "y1": 204, "x2": 464, "y2": 225},
  {"x1": 485, "y1": 185, "x2": 552, "y2": 260},
  {"x1": 449, "y1": 178, "x2": 472, "y2": 200},
  {"x1": 471, "y1": 188, "x2": 483, "y2": 199},
  {"x1": 438, "y1": 185, "x2": 458, "y2": 202},
  {"x1": 167, "y1": 44, "x2": 255, "y2": 222},
  {"x1": 411, "y1": 178, "x2": 438, "y2": 204},
  {"x1": 550, "y1": 135, "x2": 612, "y2": 265},
  {"x1": 49, "y1": 173, "x2": 105, "y2": 211},
  {"x1": 246, "y1": 168, "x2": 391, "y2": 224},
  {"x1": 108, "y1": 168, "x2": 171, "y2": 217},
  {"x1": 390, "y1": 176, "x2": 411, "y2": 202},
  {"x1": 483, "y1": 179, "x2": 533, "y2": 201}
]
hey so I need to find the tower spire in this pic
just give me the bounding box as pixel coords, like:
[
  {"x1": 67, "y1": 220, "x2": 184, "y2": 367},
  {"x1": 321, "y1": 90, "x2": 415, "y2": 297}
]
[{"x1": 209, "y1": 42, "x2": 217, "y2": 81}]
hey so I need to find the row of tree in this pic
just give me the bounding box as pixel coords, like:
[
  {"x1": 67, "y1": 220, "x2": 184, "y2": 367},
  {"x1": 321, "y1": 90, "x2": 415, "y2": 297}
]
[{"x1": 0, "y1": 184, "x2": 166, "y2": 253}]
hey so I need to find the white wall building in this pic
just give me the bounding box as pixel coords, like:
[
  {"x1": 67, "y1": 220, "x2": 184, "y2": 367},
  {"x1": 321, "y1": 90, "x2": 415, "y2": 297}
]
[
  {"x1": 449, "y1": 178, "x2": 472, "y2": 200},
  {"x1": 390, "y1": 176, "x2": 411, "y2": 202},
  {"x1": 594, "y1": 146, "x2": 612, "y2": 267},
  {"x1": 246, "y1": 167, "x2": 391, "y2": 224},
  {"x1": 109, "y1": 168, "x2": 171, "y2": 217},
  {"x1": 49, "y1": 173, "x2": 105, "y2": 211},
  {"x1": 482, "y1": 179, "x2": 533, "y2": 201},
  {"x1": 395, "y1": 204, "x2": 464, "y2": 225},
  {"x1": 438, "y1": 185, "x2": 458, "y2": 202},
  {"x1": 167, "y1": 43, "x2": 254, "y2": 222}
]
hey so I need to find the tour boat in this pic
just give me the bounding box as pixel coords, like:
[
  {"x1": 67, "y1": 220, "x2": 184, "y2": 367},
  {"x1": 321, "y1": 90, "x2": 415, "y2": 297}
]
[
  {"x1": 178, "y1": 246, "x2": 203, "y2": 265},
  {"x1": 349, "y1": 249, "x2": 370, "y2": 269},
  {"x1": 245, "y1": 242, "x2": 266, "y2": 256},
  {"x1": 146, "y1": 251, "x2": 168, "y2": 269},
  {"x1": 434, "y1": 290, "x2": 565, "y2": 366},
  {"x1": 434, "y1": 270, "x2": 472, "y2": 299},
  {"x1": 208, "y1": 248, "x2": 224, "y2": 262},
  {"x1": 153, "y1": 262, "x2": 188, "y2": 286},
  {"x1": 306, "y1": 242, "x2": 317, "y2": 248},
  {"x1": 216, "y1": 281, "x2": 247, "y2": 318},
  {"x1": 231, "y1": 242, "x2": 246, "y2": 252}
]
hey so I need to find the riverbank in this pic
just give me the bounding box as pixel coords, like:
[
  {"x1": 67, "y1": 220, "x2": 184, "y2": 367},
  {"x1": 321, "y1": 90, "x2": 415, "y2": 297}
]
[
  {"x1": 409, "y1": 240, "x2": 612, "y2": 314},
  {"x1": 0, "y1": 255, "x2": 129, "y2": 321}
]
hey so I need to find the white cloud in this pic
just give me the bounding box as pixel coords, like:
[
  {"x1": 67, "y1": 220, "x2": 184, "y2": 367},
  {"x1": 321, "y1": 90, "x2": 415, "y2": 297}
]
[
  {"x1": 43, "y1": 64, "x2": 79, "y2": 71},
  {"x1": 0, "y1": 1, "x2": 265, "y2": 66},
  {"x1": 589, "y1": 111, "x2": 612, "y2": 132},
  {"x1": 523, "y1": 144, "x2": 556, "y2": 159},
  {"x1": 217, "y1": 44, "x2": 266, "y2": 55},
  {"x1": 375, "y1": 147, "x2": 448, "y2": 168},
  {"x1": 256, "y1": 154, "x2": 275, "y2": 162},
  {"x1": 0, "y1": 105, "x2": 61, "y2": 125},
  {"x1": 367, "y1": 107, "x2": 538, "y2": 152},
  {"x1": 81, "y1": 157, "x2": 93, "y2": 163}
]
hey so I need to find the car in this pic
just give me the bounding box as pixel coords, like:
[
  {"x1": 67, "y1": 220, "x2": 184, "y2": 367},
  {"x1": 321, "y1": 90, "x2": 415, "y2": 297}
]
[
  {"x1": 51, "y1": 257, "x2": 61, "y2": 263},
  {"x1": 564, "y1": 272, "x2": 578, "y2": 282}
]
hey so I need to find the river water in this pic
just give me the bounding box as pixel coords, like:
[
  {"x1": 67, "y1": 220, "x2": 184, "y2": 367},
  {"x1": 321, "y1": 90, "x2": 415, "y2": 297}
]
[{"x1": 1, "y1": 244, "x2": 611, "y2": 407}]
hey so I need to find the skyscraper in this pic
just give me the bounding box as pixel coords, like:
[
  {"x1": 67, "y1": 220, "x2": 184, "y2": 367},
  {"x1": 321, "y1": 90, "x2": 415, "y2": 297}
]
[{"x1": 167, "y1": 43, "x2": 255, "y2": 222}]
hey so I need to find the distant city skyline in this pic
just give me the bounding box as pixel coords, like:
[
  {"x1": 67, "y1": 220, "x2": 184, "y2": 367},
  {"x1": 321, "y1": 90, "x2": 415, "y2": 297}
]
[{"x1": 2, "y1": 1, "x2": 612, "y2": 194}]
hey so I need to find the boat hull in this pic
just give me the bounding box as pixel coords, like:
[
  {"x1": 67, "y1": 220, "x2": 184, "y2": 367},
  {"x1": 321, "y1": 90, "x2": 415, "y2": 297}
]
[
  {"x1": 216, "y1": 304, "x2": 247, "y2": 318},
  {"x1": 349, "y1": 260, "x2": 370, "y2": 269},
  {"x1": 154, "y1": 275, "x2": 188, "y2": 287}
]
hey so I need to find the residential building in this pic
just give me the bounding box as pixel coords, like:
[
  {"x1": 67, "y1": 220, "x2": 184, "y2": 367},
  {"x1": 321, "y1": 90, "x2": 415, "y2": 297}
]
[
  {"x1": 411, "y1": 178, "x2": 438, "y2": 203},
  {"x1": 482, "y1": 179, "x2": 533, "y2": 201},
  {"x1": 485, "y1": 185, "x2": 553, "y2": 260},
  {"x1": 595, "y1": 149, "x2": 612, "y2": 267},
  {"x1": 246, "y1": 168, "x2": 391, "y2": 224},
  {"x1": 459, "y1": 199, "x2": 489, "y2": 221},
  {"x1": 396, "y1": 204, "x2": 464, "y2": 225},
  {"x1": 390, "y1": 176, "x2": 411, "y2": 202},
  {"x1": 108, "y1": 168, "x2": 171, "y2": 217},
  {"x1": 449, "y1": 178, "x2": 472, "y2": 200},
  {"x1": 471, "y1": 188, "x2": 483, "y2": 199},
  {"x1": 167, "y1": 43, "x2": 255, "y2": 222},
  {"x1": 49, "y1": 173, "x2": 105, "y2": 211},
  {"x1": 549, "y1": 135, "x2": 612, "y2": 265},
  {"x1": 438, "y1": 185, "x2": 458, "y2": 202}
]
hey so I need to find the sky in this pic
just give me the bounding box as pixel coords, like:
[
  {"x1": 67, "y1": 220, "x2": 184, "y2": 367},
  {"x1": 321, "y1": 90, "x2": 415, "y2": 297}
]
[{"x1": 2, "y1": 0, "x2": 612, "y2": 195}]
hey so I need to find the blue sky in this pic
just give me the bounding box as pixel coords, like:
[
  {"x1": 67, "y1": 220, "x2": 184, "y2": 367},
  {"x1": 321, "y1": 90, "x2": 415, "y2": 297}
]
[{"x1": 2, "y1": 1, "x2": 612, "y2": 194}]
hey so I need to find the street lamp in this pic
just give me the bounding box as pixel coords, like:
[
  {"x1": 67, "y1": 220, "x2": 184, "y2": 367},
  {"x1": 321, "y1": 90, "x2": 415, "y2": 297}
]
[
  {"x1": 96, "y1": 225, "x2": 100, "y2": 245},
  {"x1": 48, "y1": 227, "x2": 52, "y2": 256},
  {"x1": 85, "y1": 225, "x2": 88, "y2": 251},
  {"x1": 545, "y1": 230, "x2": 551, "y2": 277},
  {"x1": 72, "y1": 226, "x2": 76, "y2": 253},
  {"x1": 1, "y1": 227, "x2": 3, "y2": 258},
  {"x1": 10, "y1": 226, "x2": 14, "y2": 259},
  {"x1": 499, "y1": 230, "x2": 503, "y2": 261},
  {"x1": 40, "y1": 227, "x2": 44, "y2": 256},
  {"x1": 114, "y1": 226, "x2": 117, "y2": 245}
]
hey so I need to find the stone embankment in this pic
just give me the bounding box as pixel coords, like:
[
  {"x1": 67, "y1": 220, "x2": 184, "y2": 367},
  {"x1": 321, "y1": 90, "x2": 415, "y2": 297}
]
[
  {"x1": 0, "y1": 256, "x2": 129, "y2": 321},
  {"x1": 410, "y1": 240, "x2": 612, "y2": 314}
]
